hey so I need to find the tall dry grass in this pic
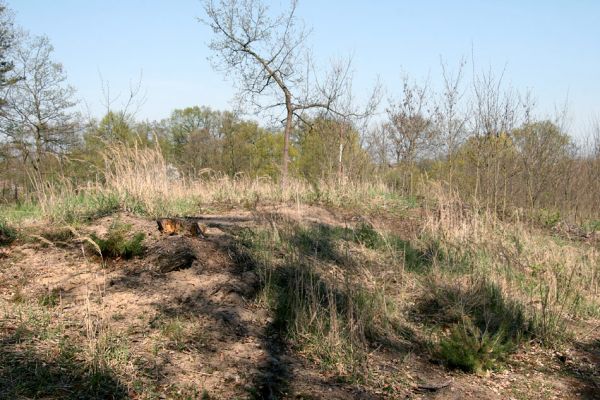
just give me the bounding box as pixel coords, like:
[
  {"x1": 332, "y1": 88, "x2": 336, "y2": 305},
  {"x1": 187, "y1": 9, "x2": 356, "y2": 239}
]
[
  {"x1": 421, "y1": 182, "x2": 599, "y2": 343},
  {"x1": 31, "y1": 143, "x2": 410, "y2": 221}
]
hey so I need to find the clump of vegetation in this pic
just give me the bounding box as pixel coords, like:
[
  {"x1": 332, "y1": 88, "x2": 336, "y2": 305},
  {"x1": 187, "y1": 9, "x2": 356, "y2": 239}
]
[
  {"x1": 38, "y1": 288, "x2": 61, "y2": 308},
  {"x1": 438, "y1": 317, "x2": 513, "y2": 373},
  {"x1": 90, "y1": 221, "x2": 145, "y2": 259},
  {"x1": 353, "y1": 222, "x2": 382, "y2": 249},
  {"x1": 420, "y1": 279, "x2": 530, "y2": 372},
  {"x1": 40, "y1": 227, "x2": 75, "y2": 244},
  {"x1": 0, "y1": 218, "x2": 17, "y2": 246}
]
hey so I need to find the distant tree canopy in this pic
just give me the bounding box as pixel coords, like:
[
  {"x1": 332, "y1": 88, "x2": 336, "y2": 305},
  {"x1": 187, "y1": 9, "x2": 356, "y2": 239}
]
[{"x1": 296, "y1": 116, "x2": 371, "y2": 182}]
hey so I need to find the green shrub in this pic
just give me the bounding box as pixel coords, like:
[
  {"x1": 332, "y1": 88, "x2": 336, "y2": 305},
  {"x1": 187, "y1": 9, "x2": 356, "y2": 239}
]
[
  {"x1": 0, "y1": 218, "x2": 17, "y2": 246},
  {"x1": 536, "y1": 209, "x2": 561, "y2": 228},
  {"x1": 90, "y1": 222, "x2": 145, "y2": 259},
  {"x1": 353, "y1": 222, "x2": 382, "y2": 249},
  {"x1": 439, "y1": 317, "x2": 512, "y2": 373}
]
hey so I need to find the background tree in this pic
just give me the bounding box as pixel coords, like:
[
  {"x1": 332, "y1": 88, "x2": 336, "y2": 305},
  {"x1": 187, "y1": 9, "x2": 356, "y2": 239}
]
[
  {"x1": 385, "y1": 77, "x2": 436, "y2": 194},
  {"x1": 202, "y1": 0, "x2": 357, "y2": 187},
  {"x1": 0, "y1": 2, "x2": 18, "y2": 109},
  {"x1": 433, "y1": 59, "x2": 468, "y2": 186},
  {"x1": 512, "y1": 120, "x2": 573, "y2": 209},
  {"x1": 162, "y1": 106, "x2": 223, "y2": 175},
  {"x1": 2, "y1": 35, "x2": 77, "y2": 171},
  {"x1": 296, "y1": 116, "x2": 371, "y2": 182}
]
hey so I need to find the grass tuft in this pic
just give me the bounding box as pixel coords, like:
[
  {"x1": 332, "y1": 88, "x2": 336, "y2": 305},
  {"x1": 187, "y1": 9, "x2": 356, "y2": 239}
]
[
  {"x1": 90, "y1": 221, "x2": 145, "y2": 259},
  {"x1": 0, "y1": 218, "x2": 17, "y2": 246}
]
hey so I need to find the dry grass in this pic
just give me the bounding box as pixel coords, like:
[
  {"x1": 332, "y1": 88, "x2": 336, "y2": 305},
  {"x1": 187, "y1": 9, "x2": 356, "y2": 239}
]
[
  {"x1": 2, "y1": 143, "x2": 599, "y2": 394},
  {"x1": 26, "y1": 144, "x2": 412, "y2": 222},
  {"x1": 420, "y1": 182, "x2": 599, "y2": 344}
]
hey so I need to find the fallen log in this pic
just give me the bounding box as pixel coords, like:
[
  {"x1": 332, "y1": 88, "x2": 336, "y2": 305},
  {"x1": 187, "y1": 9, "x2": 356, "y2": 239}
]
[{"x1": 415, "y1": 380, "x2": 451, "y2": 392}]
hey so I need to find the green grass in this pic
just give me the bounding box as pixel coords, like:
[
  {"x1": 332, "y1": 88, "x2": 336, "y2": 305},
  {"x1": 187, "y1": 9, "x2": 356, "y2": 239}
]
[
  {"x1": 38, "y1": 288, "x2": 61, "y2": 308},
  {"x1": 89, "y1": 221, "x2": 145, "y2": 259},
  {"x1": 583, "y1": 219, "x2": 600, "y2": 232},
  {"x1": 234, "y1": 222, "x2": 403, "y2": 379},
  {"x1": 51, "y1": 191, "x2": 121, "y2": 223},
  {"x1": 154, "y1": 317, "x2": 210, "y2": 352},
  {"x1": 0, "y1": 321, "x2": 128, "y2": 399},
  {"x1": 439, "y1": 317, "x2": 513, "y2": 373},
  {"x1": 0, "y1": 218, "x2": 17, "y2": 245},
  {"x1": 0, "y1": 202, "x2": 42, "y2": 223},
  {"x1": 145, "y1": 196, "x2": 201, "y2": 219}
]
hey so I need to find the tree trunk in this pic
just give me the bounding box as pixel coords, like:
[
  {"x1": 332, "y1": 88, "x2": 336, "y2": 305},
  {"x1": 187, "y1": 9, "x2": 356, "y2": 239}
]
[
  {"x1": 281, "y1": 93, "x2": 293, "y2": 189},
  {"x1": 337, "y1": 123, "x2": 345, "y2": 183}
]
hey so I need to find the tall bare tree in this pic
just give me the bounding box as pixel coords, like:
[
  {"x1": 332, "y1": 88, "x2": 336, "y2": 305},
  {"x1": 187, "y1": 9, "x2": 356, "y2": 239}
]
[
  {"x1": 386, "y1": 77, "x2": 436, "y2": 166},
  {"x1": 434, "y1": 59, "x2": 468, "y2": 186},
  {"x1": 201, "y1": 0, "x2": 358, "y2": 186}
]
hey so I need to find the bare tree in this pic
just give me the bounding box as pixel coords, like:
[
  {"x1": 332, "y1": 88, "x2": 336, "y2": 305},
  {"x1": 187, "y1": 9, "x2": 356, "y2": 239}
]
[
  {"x1": 434, "y1": 58, "x2": 468, "y2": 186},
  {"x1": 467, "y1": 64, "x2": 522, "y2": 207},
  {"x1": 385, "y1": 77, "x2": 436, "y2": 166},
  {"x1": 201, "y1": 0, "x2": 359, "y2": 186}
]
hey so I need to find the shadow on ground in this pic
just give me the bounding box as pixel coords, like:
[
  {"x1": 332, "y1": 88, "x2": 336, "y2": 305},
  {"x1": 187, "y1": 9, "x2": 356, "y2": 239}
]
[
  {"x1": 565, "y1": 339, "x2": 600, "y2": 399},
  {"x1": 0, "y1": 333, "x2": 128, "y2": 399}
]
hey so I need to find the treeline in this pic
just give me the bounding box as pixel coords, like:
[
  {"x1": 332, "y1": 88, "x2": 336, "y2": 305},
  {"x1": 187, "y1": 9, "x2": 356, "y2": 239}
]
[
  {"x1": 0, "y1": 2, "x2": 598, "y2": 224},
  {"x1": 367, "y1": 73, "x2": 600, "y2": 223}
]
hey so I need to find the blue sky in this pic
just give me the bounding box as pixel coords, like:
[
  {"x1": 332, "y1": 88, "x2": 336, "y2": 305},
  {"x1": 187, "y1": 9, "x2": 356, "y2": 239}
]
[{"x1": 8, "y1": 0, "x2": 600, "y2": 138}]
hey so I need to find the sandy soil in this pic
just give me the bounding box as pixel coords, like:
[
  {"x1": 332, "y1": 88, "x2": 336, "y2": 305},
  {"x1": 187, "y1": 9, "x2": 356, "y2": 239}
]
[{"x1": 0, "y1": 208, "x2": 598, "y2": 399}]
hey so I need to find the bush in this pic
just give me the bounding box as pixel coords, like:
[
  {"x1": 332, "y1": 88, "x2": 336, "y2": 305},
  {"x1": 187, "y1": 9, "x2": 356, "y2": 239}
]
[
  {"x1": 439, "y1": 317, "x2": 512, "y2": 373},
  {"x1": 0, "y1": 219, "x2": 17, "y2": 246},
  {"x1": 90, "y1": 222, "x2": 145, "y2": 259},
  {"x1": 353, "y1": 222, "x2": 382, "y2": 249}
]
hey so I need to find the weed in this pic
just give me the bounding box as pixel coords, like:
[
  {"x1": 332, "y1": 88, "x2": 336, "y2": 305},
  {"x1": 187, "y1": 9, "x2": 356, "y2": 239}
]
[
  {"x1": 38, "y1": 288, "x2": 61, "y2": 308},
  {"x1": 10, "y1": 287, "x2": 25, "y2": 304},
  {"x1": 160, "y1": 318, "x2": 186, "y2": 349},
  {"x1": 111, "y1": 312, "x2": 126, "y2": 321}
]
